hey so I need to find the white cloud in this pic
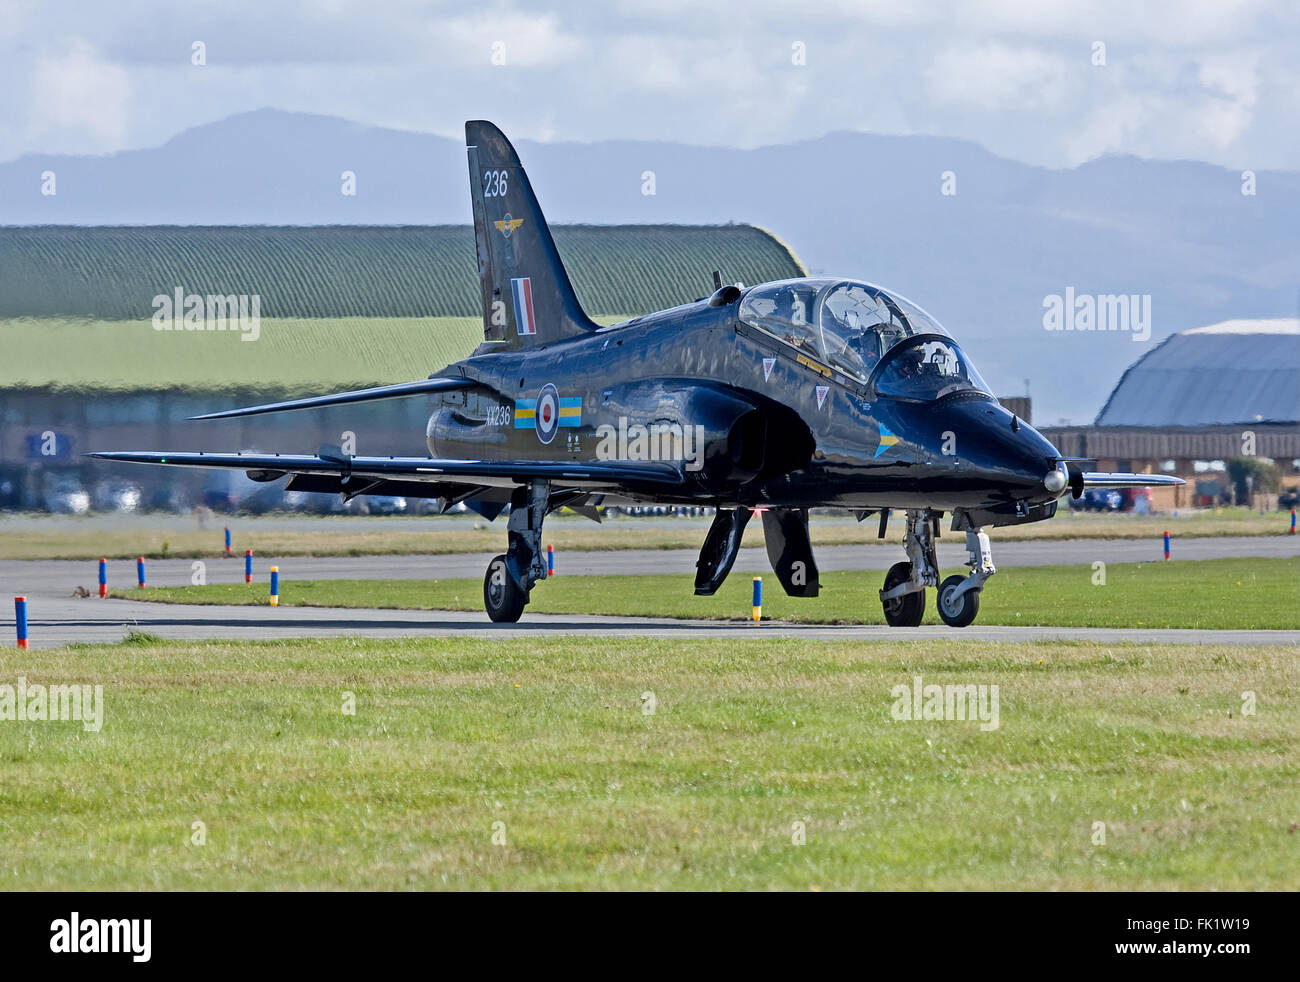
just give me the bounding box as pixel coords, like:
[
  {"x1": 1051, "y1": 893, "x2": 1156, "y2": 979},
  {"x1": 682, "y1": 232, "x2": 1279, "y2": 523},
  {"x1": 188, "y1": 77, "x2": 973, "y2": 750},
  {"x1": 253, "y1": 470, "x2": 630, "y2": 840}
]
[
  {"x1": 0, "y1": 1, "x2": 1297, "y2": 169},
  {"x1": 1063, "y1": 91, "x2": 1154, "y2": 163},
  {"x1": 27, "y1": 38, "x2": 131, "y2": 151},
  {"x1": 1194, "y1": 54, "x2": 1259, "y2": 147},
  {"x1": 436, "y1": 12, "x2": 585, "y2": 69},
  {"x1": 925, "y1": 41, "x2": 1069, "y2": 111}
]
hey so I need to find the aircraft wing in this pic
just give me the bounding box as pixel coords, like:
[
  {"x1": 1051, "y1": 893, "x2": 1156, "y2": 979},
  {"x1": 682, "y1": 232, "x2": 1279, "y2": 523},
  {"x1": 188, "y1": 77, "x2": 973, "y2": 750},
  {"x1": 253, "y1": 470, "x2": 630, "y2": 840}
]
[
  {"x1": 84, "y1": 451, "x2": 685, "y2": 492},
  {"x1": 186, "y1": 377, "x2": 473, "y2": 420}
]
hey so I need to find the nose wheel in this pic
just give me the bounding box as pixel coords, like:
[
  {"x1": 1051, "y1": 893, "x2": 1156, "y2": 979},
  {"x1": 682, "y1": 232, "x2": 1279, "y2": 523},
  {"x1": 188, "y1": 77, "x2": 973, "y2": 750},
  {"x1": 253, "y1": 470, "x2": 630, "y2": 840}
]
[
  {"x1": 935, "y1": 523, "x2": 996, "y2": 628},
  {"x1": 937, "y1": 574, "x2": 980, "y2": 627}
]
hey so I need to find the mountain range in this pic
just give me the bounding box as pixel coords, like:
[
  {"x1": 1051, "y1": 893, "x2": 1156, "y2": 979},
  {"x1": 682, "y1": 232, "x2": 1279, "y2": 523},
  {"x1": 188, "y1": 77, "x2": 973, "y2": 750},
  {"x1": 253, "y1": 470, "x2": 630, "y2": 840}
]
[{"x1": 4, "y1": 108, "x2": 1297, "y2": 424}]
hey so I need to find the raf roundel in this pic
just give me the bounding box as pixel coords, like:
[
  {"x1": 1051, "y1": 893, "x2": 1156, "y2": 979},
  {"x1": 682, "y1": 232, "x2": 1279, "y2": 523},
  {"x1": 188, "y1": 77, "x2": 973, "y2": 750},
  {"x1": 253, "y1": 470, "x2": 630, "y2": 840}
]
[{"x1": 534, "y1": 383, "x2": 561, "y2": 444}]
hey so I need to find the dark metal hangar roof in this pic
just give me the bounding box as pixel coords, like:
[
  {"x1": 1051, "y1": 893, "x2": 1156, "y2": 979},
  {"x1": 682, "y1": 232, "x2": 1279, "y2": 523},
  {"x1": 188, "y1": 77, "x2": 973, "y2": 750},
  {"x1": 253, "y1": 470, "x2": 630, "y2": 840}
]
[{"x1": 1094, "y1": 320, "x2": 1300, "y2": 427}]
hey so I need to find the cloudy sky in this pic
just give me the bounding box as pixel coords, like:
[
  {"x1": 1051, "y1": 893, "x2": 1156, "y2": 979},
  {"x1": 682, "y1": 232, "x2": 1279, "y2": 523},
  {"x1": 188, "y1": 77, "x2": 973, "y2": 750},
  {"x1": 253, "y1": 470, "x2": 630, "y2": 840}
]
[{"x1": 2, "y1": 0, "x2": 1297, "y2": 169}]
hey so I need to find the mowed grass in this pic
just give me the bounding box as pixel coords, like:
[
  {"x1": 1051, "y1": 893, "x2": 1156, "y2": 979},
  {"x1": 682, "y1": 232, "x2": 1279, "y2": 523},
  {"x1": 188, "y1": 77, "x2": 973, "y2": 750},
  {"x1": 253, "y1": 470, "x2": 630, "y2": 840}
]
[
  {"x1": 0, "y1": 636, "x2": 1294, "y2": 890},
  {"x1": 131, "y1": 556, "x2": 1300, "y2": 630},
  {"x1": 1, "y1": 507, "x2": 1292, "y2": 560}
]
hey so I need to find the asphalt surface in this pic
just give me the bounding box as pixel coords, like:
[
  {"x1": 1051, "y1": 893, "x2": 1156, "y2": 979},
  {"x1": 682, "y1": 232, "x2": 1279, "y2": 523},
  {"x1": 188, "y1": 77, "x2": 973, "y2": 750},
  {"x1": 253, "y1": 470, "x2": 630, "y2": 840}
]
[
  {"x1": 1, "y1": 535, "x2": 1295, "y2": 648},
  {"x1": 3, "y1": 535, "x2": 1296, "y2": 595},
  {"x1": 5, "y1": 594, "x2": 1297, "y2": 648}
]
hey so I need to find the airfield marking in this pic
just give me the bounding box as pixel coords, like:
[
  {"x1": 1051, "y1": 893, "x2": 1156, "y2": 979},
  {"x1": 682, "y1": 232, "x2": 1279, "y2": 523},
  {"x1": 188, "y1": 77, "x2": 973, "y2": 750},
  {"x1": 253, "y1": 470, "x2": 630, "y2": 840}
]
[
  {"x1": 1, "y1": 534, "x2": 1294, "y2": 597},
  {"x1": 11, "y1": 593, "x2": 1300, "y2": 649},
  {"x1": 3, "y1": 537, "x2": 1295, "y2": 648}
]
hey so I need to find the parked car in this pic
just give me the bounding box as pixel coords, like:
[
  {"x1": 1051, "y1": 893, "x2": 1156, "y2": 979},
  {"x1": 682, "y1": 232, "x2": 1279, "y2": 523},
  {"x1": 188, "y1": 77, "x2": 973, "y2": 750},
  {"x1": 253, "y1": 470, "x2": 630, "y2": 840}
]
[
  {"x1": 302, "y1": 492, "x2": 369, "y2": 515},
  {"x1": 239, "y1": 483, "x2": 313, "y2": 515},
  {"x1": 91, "y1": 481, "x2": 143, "y2": 513},
  {"x1": 367, "y1": 495, "x2": 408, "y2": 515},
  {"x1": 0, "y1": 468, "x2": 23, "y2": 510},
  {"x1": 1069, "y1": 488, "x2": 1123, "y2": 512},
  {"x1": 146, "y1": 484, "x2": 192, "y2": 513},
  {"x1": 410, "y1": 497, "x2": 443, "y2": 515},
  {"x1": 43, "y1": 477, "x2": 91, "y2": 515}
]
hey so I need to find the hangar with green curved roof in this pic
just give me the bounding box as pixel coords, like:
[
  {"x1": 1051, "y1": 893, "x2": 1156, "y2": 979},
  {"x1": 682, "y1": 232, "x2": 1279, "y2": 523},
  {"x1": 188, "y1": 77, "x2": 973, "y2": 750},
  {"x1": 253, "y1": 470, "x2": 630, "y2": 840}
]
[
  {"x1": 1, "y1": 223, "x2": 804, "y2": 394},
  {"x1": 0, "y1": 223, "x2": 807, "y2": 507}
]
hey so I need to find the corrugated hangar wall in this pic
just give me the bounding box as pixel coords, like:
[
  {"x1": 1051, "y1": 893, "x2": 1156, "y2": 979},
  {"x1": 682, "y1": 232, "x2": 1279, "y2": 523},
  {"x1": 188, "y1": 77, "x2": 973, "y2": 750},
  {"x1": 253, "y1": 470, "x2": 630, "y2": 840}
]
[{"x1": 0, "y1": 223, "x2": 809, "y2": 509}]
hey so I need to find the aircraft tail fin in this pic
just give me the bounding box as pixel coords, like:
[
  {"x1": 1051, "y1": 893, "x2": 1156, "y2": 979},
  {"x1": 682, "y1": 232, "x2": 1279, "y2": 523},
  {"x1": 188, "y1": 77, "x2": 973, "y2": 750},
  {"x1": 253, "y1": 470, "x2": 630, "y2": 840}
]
[{"x1": 466, "y1": 120, "x2": 597, "y2": 348}]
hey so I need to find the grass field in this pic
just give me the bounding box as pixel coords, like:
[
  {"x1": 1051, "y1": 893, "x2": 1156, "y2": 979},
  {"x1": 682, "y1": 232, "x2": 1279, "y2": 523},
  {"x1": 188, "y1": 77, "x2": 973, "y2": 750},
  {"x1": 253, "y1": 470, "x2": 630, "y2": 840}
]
[
  {"x1": 130, "y1": 556, "x2": 1300, "y2": 630},
  {"x1": 1, "y1": 507, "x2": 1292, "y2": 560},
  {"x1": 0, "y1": 635, "x2": 1294, "y2": 890}
]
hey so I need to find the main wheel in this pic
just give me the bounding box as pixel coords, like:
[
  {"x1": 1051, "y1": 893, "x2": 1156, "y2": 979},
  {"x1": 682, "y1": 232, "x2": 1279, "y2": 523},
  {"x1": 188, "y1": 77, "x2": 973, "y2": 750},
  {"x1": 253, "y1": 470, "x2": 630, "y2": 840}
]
[
  {"x1": 484, "y1": 554, "x2": 528, "y2": 623},
  {"x1": 936, "y1": 574, "x2": 980, "y2": 627},
  {"x1": 881, "y1": 561, "x2": 925, "y2": 627}
]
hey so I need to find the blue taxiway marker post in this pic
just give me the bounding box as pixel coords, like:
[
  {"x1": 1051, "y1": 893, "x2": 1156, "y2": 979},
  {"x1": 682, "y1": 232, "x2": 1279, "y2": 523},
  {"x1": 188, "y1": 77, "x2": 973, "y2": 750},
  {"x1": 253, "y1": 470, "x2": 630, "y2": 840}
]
[
  {"x1": 1291, "y1": 508, "x2": 1296, "y2": 535},
  {"x1": 15, "y1": 597, "x2": 28, "y2": 649},
  {"x1": 98, "y1": 558, "x2": 107, "y2": 598},
  {"x1": 225, "y1": 526, "x2": 232, "y2": 556},
  {"x1": 547, "y1": 544, "x2": 555, "y2": 576},
  {"x1": 752, "y1": 576, "x2": 762, "y2": 622},
  {"x1": 245, "y1": 549, "x2": 253, "y2": 583},
  {"x1": 270, "y1": 566, "x2": 279, "y2": 607},
  {"x1": 1163, "y1": 531, "x2": 1171, "y2": 561},
  {"x1": 136, "y1": 556, "x2": 146, "y2": 588}
]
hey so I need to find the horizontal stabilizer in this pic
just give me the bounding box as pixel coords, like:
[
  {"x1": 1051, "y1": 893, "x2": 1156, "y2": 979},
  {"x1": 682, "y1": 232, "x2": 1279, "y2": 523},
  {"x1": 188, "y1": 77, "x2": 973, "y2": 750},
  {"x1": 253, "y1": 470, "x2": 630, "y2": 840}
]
[{"x1": 189, "y1": 377, "x2": 472, "y2": 420}]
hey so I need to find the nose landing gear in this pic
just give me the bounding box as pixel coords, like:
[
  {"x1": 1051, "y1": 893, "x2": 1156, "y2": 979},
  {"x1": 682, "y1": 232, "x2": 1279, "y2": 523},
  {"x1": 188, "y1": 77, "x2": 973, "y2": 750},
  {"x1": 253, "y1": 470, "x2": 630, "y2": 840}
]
[
  {"x1": 936, "y1": 527, "x2": 996, "y2": 628},
  {"x1": 877, "y1": 510, "x2": 997, "y2": 627}
]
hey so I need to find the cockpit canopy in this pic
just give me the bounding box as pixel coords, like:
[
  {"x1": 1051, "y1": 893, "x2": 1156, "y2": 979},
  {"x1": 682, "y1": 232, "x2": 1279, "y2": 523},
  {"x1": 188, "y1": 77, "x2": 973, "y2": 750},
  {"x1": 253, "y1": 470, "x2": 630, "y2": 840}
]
[{"x1": 738, "y1": 278, "x2": 989, "y2": 400}]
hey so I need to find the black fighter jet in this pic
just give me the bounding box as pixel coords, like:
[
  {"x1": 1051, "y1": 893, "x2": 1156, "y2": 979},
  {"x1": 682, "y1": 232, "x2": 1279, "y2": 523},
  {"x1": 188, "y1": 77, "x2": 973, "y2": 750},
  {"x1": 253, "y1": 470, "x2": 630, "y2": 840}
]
[{"x1": 90, "y1": 121, "x2": 1182, "y2": 627}]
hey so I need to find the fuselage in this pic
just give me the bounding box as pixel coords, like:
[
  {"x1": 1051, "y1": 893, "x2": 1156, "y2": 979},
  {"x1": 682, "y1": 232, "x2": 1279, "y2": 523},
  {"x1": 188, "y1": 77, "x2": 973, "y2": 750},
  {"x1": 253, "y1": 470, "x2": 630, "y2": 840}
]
[{"x1": 427, "y1": 280, "x2": 1065, "y2": 516}]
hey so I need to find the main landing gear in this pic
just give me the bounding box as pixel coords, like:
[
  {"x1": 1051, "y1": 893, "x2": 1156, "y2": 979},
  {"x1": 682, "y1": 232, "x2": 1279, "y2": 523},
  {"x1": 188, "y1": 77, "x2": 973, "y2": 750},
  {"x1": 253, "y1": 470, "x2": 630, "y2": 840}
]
[
  {"x1": 877, "y1": 509, "x2": 996, "y2": 627},
  {"x1": 483, "y1": 480, "x2": 550, "y2": 623}
]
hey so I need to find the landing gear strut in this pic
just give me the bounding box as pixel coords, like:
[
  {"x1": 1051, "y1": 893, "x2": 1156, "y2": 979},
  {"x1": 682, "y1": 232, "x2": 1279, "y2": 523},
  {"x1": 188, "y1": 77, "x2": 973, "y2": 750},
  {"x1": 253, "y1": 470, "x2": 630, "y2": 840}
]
[
  {"x1": 483, "y1": 479, "x2": 550, "y2": 623},
  {"x1": 877, "y1": 509, "x2": 997, "y2": 627},
  {"x1": 936, "y1": 527, "x2": 996, "y2": 627},
  {"x1": 878, "y1": 509, "x2": 940, "y2": 627}
]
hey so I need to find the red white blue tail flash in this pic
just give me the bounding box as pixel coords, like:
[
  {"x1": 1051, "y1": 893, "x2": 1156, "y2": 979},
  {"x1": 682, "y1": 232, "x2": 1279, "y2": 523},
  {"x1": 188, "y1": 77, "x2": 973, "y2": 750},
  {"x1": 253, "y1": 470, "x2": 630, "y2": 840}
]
[{"x1": 511, "y1": 277, "x2": 536, "y2": 336}]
